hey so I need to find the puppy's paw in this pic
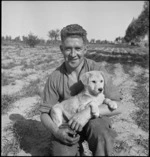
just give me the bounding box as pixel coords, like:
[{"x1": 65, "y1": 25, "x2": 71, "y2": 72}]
[{"x1": 108, "y1": 101, "x2": 118, "y2": 110}]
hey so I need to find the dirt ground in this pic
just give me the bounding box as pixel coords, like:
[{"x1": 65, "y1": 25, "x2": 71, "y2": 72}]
[{"x1": 1, "y1": 45, "x2": 149, "y2": 156}]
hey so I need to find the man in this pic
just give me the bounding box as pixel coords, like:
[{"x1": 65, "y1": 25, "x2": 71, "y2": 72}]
[{"x1": 40, "y1": 24, "x2": 123, "y2": 156}]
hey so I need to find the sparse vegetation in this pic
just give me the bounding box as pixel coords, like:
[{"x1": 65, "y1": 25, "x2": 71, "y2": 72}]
[
  {"x1": 2, "y1": 95, "x2": 18, "y2": 114},
  {"x1": 21, "y1": 61, "x2": 35, "y2": 70},
  {"x1": 113, "y1": 140, "x2": 131, "y2": 155},
  {"x1": 2, "y1": 73, "x2": 14, "y2": 86},
  {"x1": 2, "y1": 136, "x2": 20, "y2": 156},
  {"x1": 2, "y1": 62, "x2": 16, "y2": 69},
  {"x1": 24, "y1": 33, "x2": 40, "y2": 48},
  {"x1": 1, "y1": 43, "x2": 149, "y2": 156},
  {"x1": 26, "y1": 101, "x2": 41, "y2": 118},
  {"x1": 2, "y1": 123, "x2": 21, "y2": 156},
  {"x1": 132, "y1": 73, "x2": 149, "y2": 132},
  {"x1": 134, "y1": 137, "x2": 149, "y2": 155},
  {"x1": 22, "y1": 78, "x2": 42, "y2": 97}
]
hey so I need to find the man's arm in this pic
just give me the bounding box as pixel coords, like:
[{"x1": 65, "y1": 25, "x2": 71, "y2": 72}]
[
  {"x1": 40, "y1": 74, "x2": 80, "y2": 145},
  {"x1": 40, "y1": 112, "x2": 59, "y2": 136},
  {"x1": 68, "y1": 101, "x2": 122, "y2": 131},
  {"x1": 40, "y1": 112, "x2": 80, "y2": 145}
]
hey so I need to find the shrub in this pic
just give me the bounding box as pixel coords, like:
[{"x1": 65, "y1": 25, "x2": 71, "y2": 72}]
[
  {"x1": 23, "y1": 78, "x2": 42, "y2": 97},
  {"x1": 2, "y1": 95, "x2": 17, "y2": 114},
  {"x1": 2, "y1": 62, "x2": 16, "y2": 69},
  {"x1": 25, "y1": 33, "x2": 39, "y2": 48},
  {"x1": 1, "y1": 73, "x2": 13, "y2": 86},
  {"x1": 26, "y1": 101, "x2": 41, "y2": 118},
  {"x1": 132, "y1": 74, "x2": 149, "y2": 132}
]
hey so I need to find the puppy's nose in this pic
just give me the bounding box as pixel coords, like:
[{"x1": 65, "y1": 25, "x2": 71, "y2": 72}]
[{"x1": 98, "y1": 88, "x2": 103, "y2": 92}]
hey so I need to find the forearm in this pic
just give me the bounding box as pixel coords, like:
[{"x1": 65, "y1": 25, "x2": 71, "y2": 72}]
[
  {"x1": 83, "y1": 101, "x2": 122, "y2": 119},
  {"x1": 40, "y1": 113, "x2": 59, "y2": 136}
]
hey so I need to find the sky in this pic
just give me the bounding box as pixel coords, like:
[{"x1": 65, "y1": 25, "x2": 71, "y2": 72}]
[{"x1": 2, "y1": 1, "x2": 144, "y2": 41}]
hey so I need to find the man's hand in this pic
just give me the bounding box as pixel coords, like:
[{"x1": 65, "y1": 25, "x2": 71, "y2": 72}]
[
  {"x1": 68, "y1": 107, "x2": 91, "y2": 132},
  {"x1": 54, "y1": 126, "x2": 80, "y2": 146}
]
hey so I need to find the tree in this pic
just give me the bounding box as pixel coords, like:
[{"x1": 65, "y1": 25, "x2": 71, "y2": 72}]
[
  {"x1": 1, "y1": 36, "x2": 5, "y2": 41},
  {"x1": 25, "y1": 33, "x2": 39, "y2": 48},
  {"x1": 48, "y1": 30, "x2": 55, "y2": 41},
  {"x1": 48, "y1": 29, "x2": 60, "y2": 42},
  {"x1": 5, "y1": 35, "x2": 12, "y2": 41},
  {"x1": 14, "y1": 36, "x2": 21, "y2": 42},
  {"x1": 90, "y1": 39, "x2": 95, "y2": 43},
  {"x1": 38, "y1": 39, "x2": 45, "y2": 45},
  {"x1": 54, "y1": 29, "x2": 60, "y2": 41},
  {"x1": 22, "y1": 36, "x2": 28, "y2": 43},
  {"x1": 96, "y1": 40, "x2": 101, "y2": 44},
  {"x1": 124, "y1": 1, "x2": 149, "y2": 43}
]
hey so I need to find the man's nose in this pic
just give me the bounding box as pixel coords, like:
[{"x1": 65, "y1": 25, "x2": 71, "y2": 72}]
[{"x1": 70, "y1": 49, "x2": 76, "y2": 57}]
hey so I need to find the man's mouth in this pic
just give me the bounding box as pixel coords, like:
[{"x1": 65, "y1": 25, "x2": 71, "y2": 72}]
[{"x1": 69, "y1": 58, "x2": 78, "y2": 62}]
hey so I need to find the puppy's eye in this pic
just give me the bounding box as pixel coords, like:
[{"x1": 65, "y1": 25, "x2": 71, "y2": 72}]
[
  {"x1": 92, "y1": 80, "x2": 96, "y2": 83},
  {"x1": 100, "y1": 80, "x2": 103, "y2": 83}
]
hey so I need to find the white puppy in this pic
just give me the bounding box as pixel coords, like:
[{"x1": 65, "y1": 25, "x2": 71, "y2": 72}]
[{"x1": 50, "y1": 71, "x2": 118, "y2": 127}]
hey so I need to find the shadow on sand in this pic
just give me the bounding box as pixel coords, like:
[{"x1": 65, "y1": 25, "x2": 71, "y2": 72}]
[{"x1": 9, "y1": 114, "x2": 52, "y2": 156}]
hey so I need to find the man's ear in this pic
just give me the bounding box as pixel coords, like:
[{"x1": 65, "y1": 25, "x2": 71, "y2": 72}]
[
  {"x1": 83, "y1": 45, "x2": 87, "y2": 55},
  {"x1": 80, "y1": 72, "x2": 91, "y2": 86},
  {"x1": 60, "y1": 45, "x2": 63, "y2": 53}
]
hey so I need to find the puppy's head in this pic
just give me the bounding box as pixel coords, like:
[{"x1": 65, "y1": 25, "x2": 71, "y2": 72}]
[{"x1": 80, "y1": 71, "x2": 105, "y2": 96}]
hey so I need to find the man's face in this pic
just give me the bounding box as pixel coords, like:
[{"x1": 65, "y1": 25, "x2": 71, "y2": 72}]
[{"x1": 60, "y1": 37, "x2": 87, "y2": 69}]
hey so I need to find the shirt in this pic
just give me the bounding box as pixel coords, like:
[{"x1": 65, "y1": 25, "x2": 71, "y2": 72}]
[{"x1": 39, "y1": 58, "x2": 122, "y2": 113}]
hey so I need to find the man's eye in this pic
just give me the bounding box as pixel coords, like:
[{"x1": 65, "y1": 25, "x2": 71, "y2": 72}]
[
  {"x1": 100, "y1": 80, "x2": 103, "y2": 83},
  {"x1": 92, "y1": 80, "x2": 96, "y2": 83},
  {"x1": 65, "y1": 48, "x2": 71, "y2": 51},
  {"x1": 75, "y1": 47, "x2": 81, "y2": 51}
]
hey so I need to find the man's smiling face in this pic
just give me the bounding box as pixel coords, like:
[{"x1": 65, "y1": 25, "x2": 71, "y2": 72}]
[{"x1": 60, "y1": 37, "x2": 87, "y2": 70}]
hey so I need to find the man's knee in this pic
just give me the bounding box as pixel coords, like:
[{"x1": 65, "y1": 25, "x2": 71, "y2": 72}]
[
  {"x1": 85, "y1": 117, "x2": 111, "y2": 136},
  {"x1": 50, "y1": 140, "x2": 79, "y2": 156}
]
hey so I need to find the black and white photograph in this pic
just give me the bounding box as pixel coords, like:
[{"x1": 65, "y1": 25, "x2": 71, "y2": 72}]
[{"x1": 2, "y1": 1, "x2": 149, "y2": 156}]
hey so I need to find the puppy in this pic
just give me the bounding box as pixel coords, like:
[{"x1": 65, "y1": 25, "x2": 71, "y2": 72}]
[{"x1": 50, "y1": 71, "x2": 118, "y2": 127}]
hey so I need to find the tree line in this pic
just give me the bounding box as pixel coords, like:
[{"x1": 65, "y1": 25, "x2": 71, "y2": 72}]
[
  {"x1": 2, "y1": 29, "x2": 61, "y2": 48},
  {"x1": 2, "y1": 31, "x2": 114, "y2": 47},
  {"x1": 2, "y1": 2, "x2": 149, "y2": 48}
]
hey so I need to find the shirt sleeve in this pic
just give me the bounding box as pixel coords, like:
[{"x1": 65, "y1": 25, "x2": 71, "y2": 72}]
[
  {"x1": 93, "y1": 61, "x2": 123, "y2": 101},
  {"x1": 39, "y1": 75, "x2": 59, "y2": 114}
]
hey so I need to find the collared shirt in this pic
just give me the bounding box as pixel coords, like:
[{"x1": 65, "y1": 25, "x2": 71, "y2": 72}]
[{"x1": 39, "y1": 58, "x2": 122, "y2": 113}]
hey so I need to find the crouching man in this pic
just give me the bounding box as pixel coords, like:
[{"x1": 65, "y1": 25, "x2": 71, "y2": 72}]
[{"x1": 39, "y1": 24, "x2": 123, "y2": 156}]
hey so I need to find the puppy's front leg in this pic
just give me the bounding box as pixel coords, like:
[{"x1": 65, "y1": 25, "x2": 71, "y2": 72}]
[
  {"x1": 88, "y1": 101, "x2": 100, "y2": 118},
  {"x1": 104, "y1": 98, "x2": 118, "y2": 110}
]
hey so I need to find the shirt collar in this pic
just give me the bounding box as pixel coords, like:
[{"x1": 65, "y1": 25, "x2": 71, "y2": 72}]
[{"x1": 62, "y1": 58, "x2": 86, "y2": 79}]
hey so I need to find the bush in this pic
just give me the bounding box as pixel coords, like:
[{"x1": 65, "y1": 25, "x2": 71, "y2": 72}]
[
  {"x1": 2, "y1": 95, "x2": 17, "y2": 114},
  {"x1": 25, "y1": 33, "x2": 39, "y2": 48},
  {"x1": 23, "y1": 78, "x2": 42, "y2": 97}
]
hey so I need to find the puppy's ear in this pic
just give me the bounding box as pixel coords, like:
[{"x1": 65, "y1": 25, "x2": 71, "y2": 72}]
[
  {"x1": 80, "y1": 72, "x2": 91, "y2": 86},
  {"x1": 99, "y1": 71, "x2": 105, "y2": 84},
  {"x1": 99, "y1": 71, "x2": 109, "y2": 94}
]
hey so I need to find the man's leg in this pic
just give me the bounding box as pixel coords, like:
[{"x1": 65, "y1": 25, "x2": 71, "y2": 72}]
[
  {"x1": 81, "y1": 116, "x2": 117, "y2": 156},
  {"x1": 49, "y1": 124, "x2": 82, "y2": 156},
  {"x1": 50, "y1": 136, "x2": 80, "y2": 156}
]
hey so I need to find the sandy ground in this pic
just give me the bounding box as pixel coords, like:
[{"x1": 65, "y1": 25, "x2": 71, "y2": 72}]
[{"x1": 1, "y1": 45, "x2": 149, "y2": 156}]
